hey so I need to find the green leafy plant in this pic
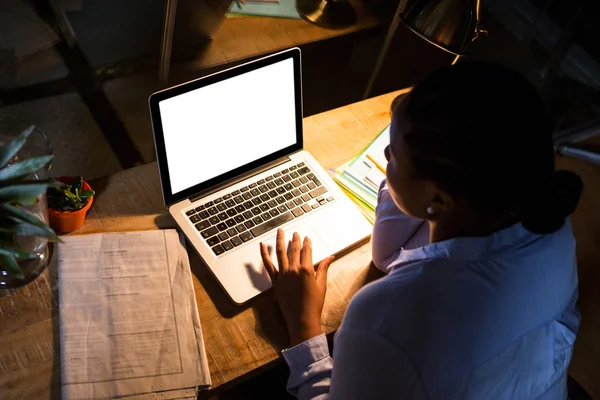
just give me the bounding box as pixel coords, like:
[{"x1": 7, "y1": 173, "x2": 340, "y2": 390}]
[
  {"x1": 0, "y1": 126, "x2": 59, "y2": 279},
  {"x1": 47, "y1": 176, "x2": 95, "y2": 211}
]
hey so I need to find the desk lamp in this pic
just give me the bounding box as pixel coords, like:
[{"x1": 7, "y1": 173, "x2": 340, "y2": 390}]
[{"x1": 364, "y1": 0, "x2": 485, "y2": 98}]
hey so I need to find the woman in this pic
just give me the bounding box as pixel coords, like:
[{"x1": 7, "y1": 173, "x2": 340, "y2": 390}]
[{"x1": 259, "y1": 62, "x2": 583, "y2": 399}]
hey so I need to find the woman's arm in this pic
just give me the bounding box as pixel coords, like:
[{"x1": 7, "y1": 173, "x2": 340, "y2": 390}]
[{"x1": 372, "y1": 181, "x2": 429, "y2": 272}]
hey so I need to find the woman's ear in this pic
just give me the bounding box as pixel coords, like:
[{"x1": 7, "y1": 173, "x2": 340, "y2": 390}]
[{"x1": 429, "y1": 188, "x2": 455, "y2": 215}]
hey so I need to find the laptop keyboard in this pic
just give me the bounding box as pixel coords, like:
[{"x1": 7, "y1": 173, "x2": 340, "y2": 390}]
[{"x1": 185, "y1": 162, "x2": 334, "y2": 256}]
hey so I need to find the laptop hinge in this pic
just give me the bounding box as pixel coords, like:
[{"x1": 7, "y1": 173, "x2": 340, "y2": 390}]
[{"x1": 189, "y1": 155, "x2": 293, "y2": 203}]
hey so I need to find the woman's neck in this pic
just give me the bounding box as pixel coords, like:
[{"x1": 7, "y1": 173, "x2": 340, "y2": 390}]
[{"x1": 429, "y1": 211, "x2": 517, "y2": 243}]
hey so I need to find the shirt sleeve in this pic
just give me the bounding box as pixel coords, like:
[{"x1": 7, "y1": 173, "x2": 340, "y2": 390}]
[
  {"x1": 281, "y1": 331, "x2": 428, "y2": 400},
  {"x1": 372, "y1": 181, "x2": 429, "y2": 272}
]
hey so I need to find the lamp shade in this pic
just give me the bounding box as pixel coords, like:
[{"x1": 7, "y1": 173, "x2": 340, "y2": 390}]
[{"x1": 398, "y1": 0, "x2": 480, "y2": 55}]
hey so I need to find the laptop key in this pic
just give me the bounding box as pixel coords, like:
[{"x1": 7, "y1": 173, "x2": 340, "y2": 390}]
[
  {"x1": 236, "y1": 224, "x2": 247, "y2": 233},
  {"x1": 196, "y1": 205, "x2": 205, "y2": 211},
  {"x1": 250, "y1": 188, "x2": 260, "y2": 196},
  {"x1": 250, "y1": 212, "x2": 294, "y2": 237},
  {"x1": 216, "y1": 222, "x2": 228, "y2": 231},
  {"x1": 201, "y1": 226, "x2": 218, "y2": 238},
  {"x1": 209, "y1": 216, "x2": 220, "y2": 225},
  {"x1": 267, "y1": 199, "x2": 278, "y2": 208},
  {"x1": 281, "y1": 168, "x2": 289, "y2": 174},
  {"x1": 282, "y1": 175, "x2": 292, "y2": 182},
  {"x1": 257, "y1": 179, "x2": 266, "y2": 185},
  {"x1": 307, "y1": 182, "x2": 317, "y2": 190},
  {"x1": 274, "y1": 178, "x2": 284, "y2": 185},
  {"x1": 258, "y1": 185, "x2": 268, "y2": 193},
  {"x1": 260, "y1": 193, "x2": 270, "y2": 202},
  {"x1": 243, "y1": 211, "x2": 254, "y2": 219},
  {"x1": 251, "y1": 207, "x2": 262, "y2": 215},
  {"x1": 276, "y1": 186, "x2": 286, "y2": 194},
  {"x1": 302, "y1": 204, "x2": 312, "y2": 213},
  {"x1": 312, "y1": 203, "x2": 320, "y2": 209},
  {"x1": 278, "y1": 205, "x2": 288, "y2": 213},
  {"x1": 291, "y1": 207, "x2": 304, "y2": 217},
  {"x1": 204, "y1": 201, "x2": 214, "y2": 207},
  {"x1": 260, "y1": 204, "x2": 270, "y2": 212},
  {"x1": 327, "y1": 196, "x2": 334, "y2": 202},
  {"x1": 294, "y1": 198, "x2": 304, "y2": 206},
  {"x1": 240, "y1": 186, "x2": 249, "y2": 192},
  {"x1": 234, "y1": 196, "x2": 244, "y2": 204},
  {"x1": 307, "y1": 173, "x2": 316, "y2": 180},
  {"x1": 235, "y1": 215, "x2": 245, "y2": 223},
  {"x1": 207, "y1": 236, "x2": 220, "y2": 246},
  {"x1": 299, "y1": 176, "x2": 308, "y2": 184},
  {"x1": 218, "y1": 232, "x2": 229, "y2": 241},
  {"x1": 231, "y1": 236, "x2": 243, "y2": 247},
  {"x1": 227, "y1": 227, "x2": 238, "y2": 237},
  {"x1": 240, "y1": 231, "x2": 254, "y2": 242},
  {"x1": 199, "y1": 210, "x2": 209, "y2": 219},
  {"x1": 284, "y1": 192, "x2": 294, "y2": 200},
  {"x1": 186, "y1": 209, "x2": 196, "y2": 216},
  {"x1": 268, "y1": 190, "x2": 278, "y2": 199},
  {"x1": 289, "y1": 165, "x2": 297, "y2": 170},
  {"x1": 249, "y1": 183, "x2": 258, "y2": 188},
  {"x1": 290, "y1": 172, "x2": 300, "y2": 179},
  {"x1": 217, "y1": 203, "x2": 227, "y2": 211},
  {"x1": 299, "y1": 186, "x2": 309, "y2": 193},
  {"x1": 266, "y1": 182, "x2": 276, "y2": 189},
  {"x1": 244, "y1": 220, "x2": 255, "y2": 229},
  {"x1": 225, "y1": 199, "x2": 236, "y2": 208},
  {"x1": 313, "y1": 178, "x2": 322, "y2": 187},
  {"x1": 232, "y1": 190, "x2": 241, "y2": 196},
  {"x1": 252, "y1": 197, "x2": 262, "y2": 205},
  {"x1": 195, "y1": 220, "x2": 211, "y2": 231},
  {"x1": 214, "y1": 197, "x2": 223, "y2": 203},
  {"x1": 218, "y1": 212, "x2": 229, "y2": 221},
  {"x1": 273, "y1": 172, "x2": 282, "y2": 178},
  {"x1": 235, "y1": 205, "x2": 246, "y2": 213},
  {"x1": 291, "y1": 189, "x2": 301, "y2": 197},
  {"x1": 301, "y1": 194, "x2": 311, "y2": 202},
  {"x1": 243, "y1": 201, "x2": 254, "y2": 210},
  {"x1": 319, "y1": 199, "x2": 327, "y2": 206},
  {"x1": 266, "y1": 176, "x2": 274, "y2": 181},
  {"x1": 261, "y1": 212, "x2": 272, "y2": 221},
  {"x1": 252, "y1": 216, "x2": 263, "y2": 225},
  {"x1": 212, "y1": 244, "x2": 224, "y2": 255},
  {"x1": 276, "y1": 196, "x2": 285, "y2": 204},
  {"x1": 284, "y1": 183, "x2": 293, "y2": 191},
  {"x1": 270, "y1": 208, "x2": 280, "y2": 217},
  {"x1": 223, "y1": 194, "x2": 232, "y2": 199},
  {"x1": 298, "y1": 167, "x2": 310, "y2": 175},
  {"x1": 222, "y1": 240, "x2": 234, "y2": 251},
  {"x1": 292, "y1": 180, "x2": 302, "y2": 188},
  {"x1": 286, "y1": 201, "x2": 296, "y2": 210},
  {"x1": 190, "y1": 214, "x2": 201, "y2": 223},
  {"x1": 297, "y1": 162, "x2": 305, "y2": 167},
  {"x1": 242, "y1": 192, "x2": 252, "y2": 200},
  {"x1": 226, "y1": 209, "x2": 237, "y2": 217},
  {"x1": 225, "y1": 218, "x2": 236, "y2": 227},
  {"x1": 309, "y1": 186, "x2": 327, "y2": 198},
  {"x1": 208, "y1": 207, "x2": 218, "y2": 215}
]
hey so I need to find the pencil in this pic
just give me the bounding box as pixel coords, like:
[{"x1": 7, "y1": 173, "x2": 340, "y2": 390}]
[{"x1": 366, "y1": 154, "x2": 386, "y2": 174}]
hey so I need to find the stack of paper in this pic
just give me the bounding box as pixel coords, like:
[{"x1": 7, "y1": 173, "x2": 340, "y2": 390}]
[
  {"x1": 58, "y1": 230, "x2": 210, "y2": 400},
  {"x1": 328, "y1": 125, "x2": 390, "y2": 224}
]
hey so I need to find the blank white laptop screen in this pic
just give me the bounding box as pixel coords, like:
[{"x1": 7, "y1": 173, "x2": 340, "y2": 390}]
[{"x1": 158, "y1": 58, "x2": 297, "y2": 195}]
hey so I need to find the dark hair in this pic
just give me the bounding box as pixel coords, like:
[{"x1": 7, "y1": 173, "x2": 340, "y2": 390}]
[{"x1": 399, "y1": 61, "x2": 582, "y2": 234}]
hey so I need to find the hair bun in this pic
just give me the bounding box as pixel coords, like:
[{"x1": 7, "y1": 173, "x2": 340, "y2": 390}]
[{"x1": 514, "y1": 170, "x2": 583, "y2": 234}]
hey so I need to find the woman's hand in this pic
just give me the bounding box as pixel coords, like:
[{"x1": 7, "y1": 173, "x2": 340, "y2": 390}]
[{"x1": 260, "y1": 229, "x2": 335, "y2": 346}]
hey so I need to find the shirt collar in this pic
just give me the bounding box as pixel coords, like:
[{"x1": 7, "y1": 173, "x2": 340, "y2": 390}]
[{"x1": 389, "y1": 222, "x2": 541, "y2": 269}]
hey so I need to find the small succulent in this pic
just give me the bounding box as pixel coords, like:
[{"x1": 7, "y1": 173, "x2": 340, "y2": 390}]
[
  {"x1": 47, "y1": 176, "x2": 95, "y2": 211},
  {"x1": 0, "y1": 126, "x2": 59, "y2": 279}
]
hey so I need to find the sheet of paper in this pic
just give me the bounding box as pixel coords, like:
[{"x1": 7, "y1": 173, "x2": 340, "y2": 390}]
[
  {"x1": 59, "y1": 230, "x2": 210, "y2": 400},
  {"x1": 229, "y1": 0, "x2": 301, "y2": 19}
]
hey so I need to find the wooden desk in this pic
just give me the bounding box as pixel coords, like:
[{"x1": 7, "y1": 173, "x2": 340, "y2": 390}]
[{"x1": 0, "y1": 89, "x2": 408, "y2": 399}]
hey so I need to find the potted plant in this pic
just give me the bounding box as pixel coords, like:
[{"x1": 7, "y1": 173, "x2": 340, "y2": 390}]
[
  {"x1": 47, "y1": 176, "x2": 95, "y2": 233},
  {"x1": 0, "y1": 126, "x2": 58, "y2": 287}
]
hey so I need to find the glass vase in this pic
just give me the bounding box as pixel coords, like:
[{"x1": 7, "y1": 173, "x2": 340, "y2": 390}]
[{"x1": 0, "y1": 115, "x2": 53, "y2": 295}]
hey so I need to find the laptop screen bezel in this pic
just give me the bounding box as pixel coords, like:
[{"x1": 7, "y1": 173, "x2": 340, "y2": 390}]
[{"x1": 149, "y1": 48, "x2": 303, "y2": 207}]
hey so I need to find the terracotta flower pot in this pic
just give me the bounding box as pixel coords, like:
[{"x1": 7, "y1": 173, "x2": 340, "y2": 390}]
[{"x1": 48, "y1": 176, "x2": 94, "y2": 233}]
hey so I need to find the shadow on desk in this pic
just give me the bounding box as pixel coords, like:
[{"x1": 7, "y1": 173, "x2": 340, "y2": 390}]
[{"x1": 48, "y1": 246, "x2": 62, "y2": 400}]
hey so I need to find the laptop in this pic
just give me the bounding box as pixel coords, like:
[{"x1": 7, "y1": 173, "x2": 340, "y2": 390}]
[{"x1": 149, "y1": 48, "x2": 372, "y2": 304}]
